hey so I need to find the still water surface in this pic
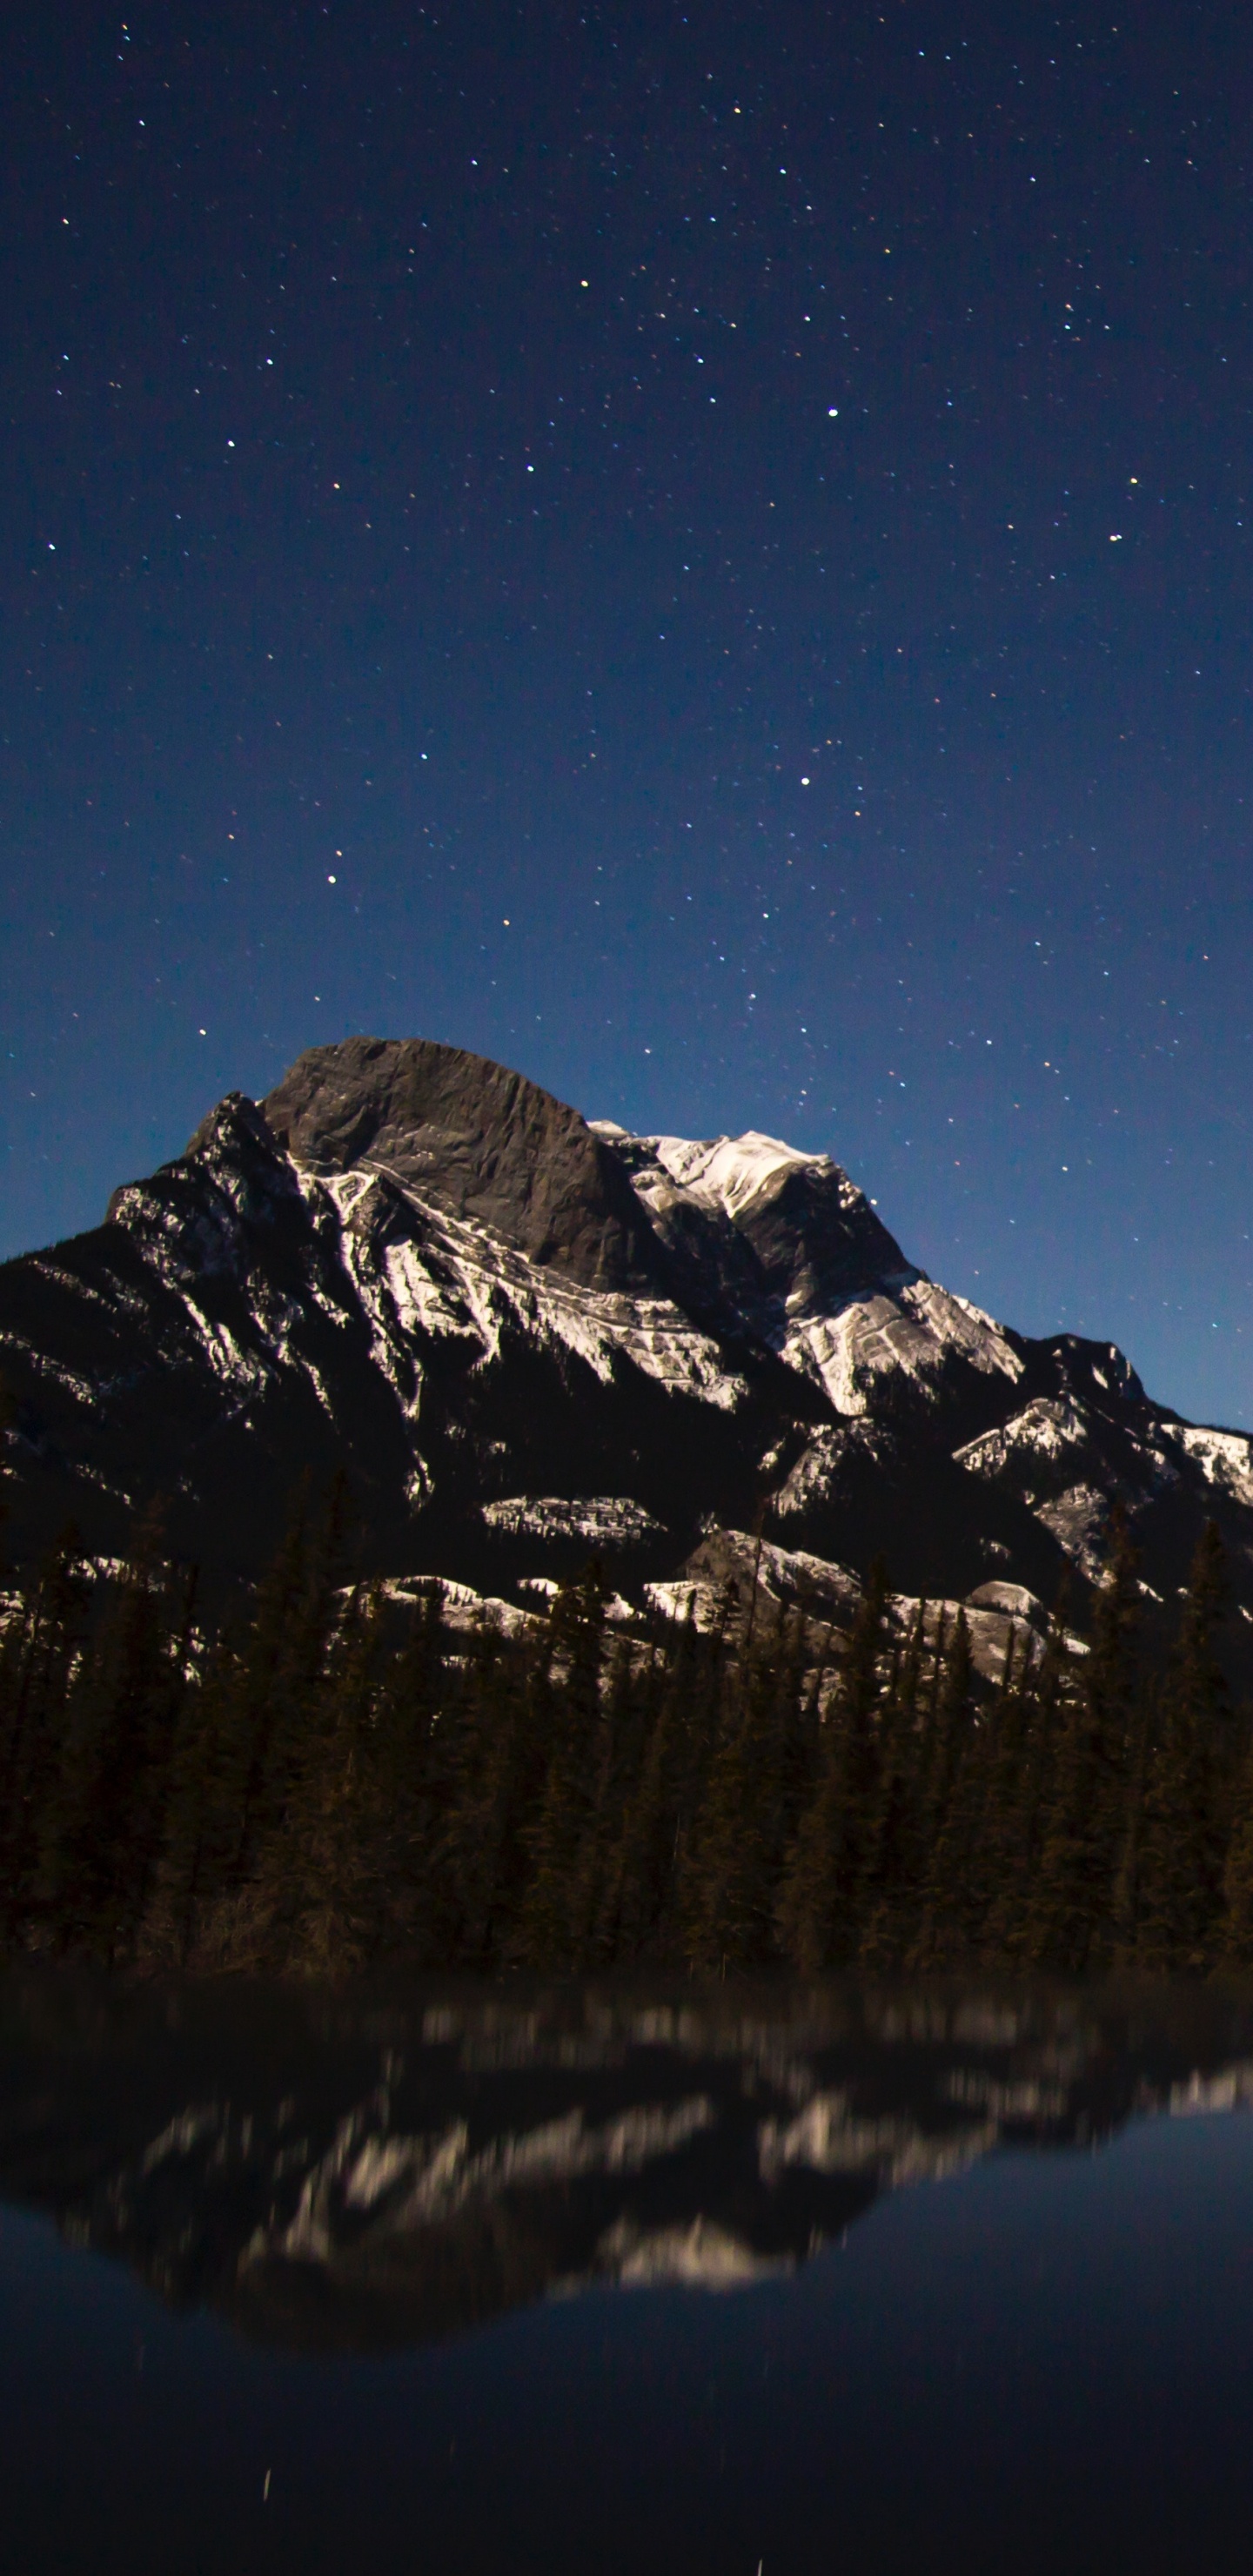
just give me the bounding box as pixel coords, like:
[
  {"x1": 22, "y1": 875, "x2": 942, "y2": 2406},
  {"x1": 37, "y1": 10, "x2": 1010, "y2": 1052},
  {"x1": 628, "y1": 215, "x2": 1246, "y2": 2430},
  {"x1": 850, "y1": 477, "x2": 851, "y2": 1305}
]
[{"x1": 3, "y1": 1972, "x2": 1253, "y2": 2573}]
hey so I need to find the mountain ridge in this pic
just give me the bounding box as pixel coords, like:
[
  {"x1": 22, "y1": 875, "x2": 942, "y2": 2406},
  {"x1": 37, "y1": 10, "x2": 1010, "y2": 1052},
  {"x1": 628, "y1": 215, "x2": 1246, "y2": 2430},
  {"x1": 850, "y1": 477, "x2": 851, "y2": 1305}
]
[{"x1": 2, "y1": 1034, "x2": 1250, "y2": 1636}]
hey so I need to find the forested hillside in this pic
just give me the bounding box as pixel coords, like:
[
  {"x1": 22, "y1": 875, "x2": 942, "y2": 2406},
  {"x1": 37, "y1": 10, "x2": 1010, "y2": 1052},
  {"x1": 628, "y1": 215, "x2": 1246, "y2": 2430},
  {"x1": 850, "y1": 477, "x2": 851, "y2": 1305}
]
[{"x1": 2, "y1": 1493, "x2": 1250, "y2": 1980}]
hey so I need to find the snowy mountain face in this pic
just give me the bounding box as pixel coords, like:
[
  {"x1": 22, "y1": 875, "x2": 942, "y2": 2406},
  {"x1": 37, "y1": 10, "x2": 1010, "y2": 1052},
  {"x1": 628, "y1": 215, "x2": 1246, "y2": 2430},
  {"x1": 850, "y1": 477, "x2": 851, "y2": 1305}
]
[{"x1": 2, "y1": 1033, "x2": 1251, "y2": 1631}]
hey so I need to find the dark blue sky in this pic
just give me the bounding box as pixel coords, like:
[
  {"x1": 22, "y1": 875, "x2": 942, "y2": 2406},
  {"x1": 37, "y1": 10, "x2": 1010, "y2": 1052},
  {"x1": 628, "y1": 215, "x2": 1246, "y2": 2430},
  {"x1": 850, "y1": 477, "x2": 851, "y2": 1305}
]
[{"x1": 4, "y1": 0, "x2": 1252, "y2": 1426}]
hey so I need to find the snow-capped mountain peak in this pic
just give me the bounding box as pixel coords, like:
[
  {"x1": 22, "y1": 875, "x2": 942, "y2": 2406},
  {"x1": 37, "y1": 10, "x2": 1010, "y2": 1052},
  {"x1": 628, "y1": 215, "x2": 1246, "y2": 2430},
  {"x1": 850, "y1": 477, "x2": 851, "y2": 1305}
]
[
  {"x1": 2, "y1": 1033, "x2": 1250, "y2": 1643},
  {"x1": 640, "y1": 1129, "x2": 831, "y2": 1224}
]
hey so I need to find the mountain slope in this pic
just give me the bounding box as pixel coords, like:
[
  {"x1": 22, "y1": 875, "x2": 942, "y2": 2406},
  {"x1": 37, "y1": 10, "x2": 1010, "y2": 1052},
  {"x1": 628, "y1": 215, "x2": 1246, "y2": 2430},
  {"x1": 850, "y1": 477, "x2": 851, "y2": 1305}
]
[{"x1": 1, "y1": 1036, "x2": 1250, "y2": 1625}]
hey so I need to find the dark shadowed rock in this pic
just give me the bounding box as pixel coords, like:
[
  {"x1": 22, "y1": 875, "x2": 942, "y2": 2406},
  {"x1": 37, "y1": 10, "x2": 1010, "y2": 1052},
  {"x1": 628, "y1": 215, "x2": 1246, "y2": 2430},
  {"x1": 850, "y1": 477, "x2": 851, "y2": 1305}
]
[
  {"x1": 726, "y1": 1153, "x2": 916, "y2": 1317},
  {"x1": 263, "y1": 1036, "x2": 667, "y2": 1292}
]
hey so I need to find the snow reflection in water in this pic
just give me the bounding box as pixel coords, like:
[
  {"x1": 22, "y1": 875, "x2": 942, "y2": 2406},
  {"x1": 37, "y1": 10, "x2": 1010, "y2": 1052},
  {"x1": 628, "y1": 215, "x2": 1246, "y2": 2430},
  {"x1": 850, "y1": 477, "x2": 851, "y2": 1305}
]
[{"x1": 3, "y1": 1971, "x2": 1253, "y2": 2352}]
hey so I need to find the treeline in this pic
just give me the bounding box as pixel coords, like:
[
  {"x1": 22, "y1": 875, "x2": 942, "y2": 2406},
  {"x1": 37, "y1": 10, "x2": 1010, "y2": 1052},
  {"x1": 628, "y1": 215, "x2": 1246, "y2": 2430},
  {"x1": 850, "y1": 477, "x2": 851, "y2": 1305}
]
[{"x1": 2, "y1": 1496, "x2": 1253, "y2": 1978}]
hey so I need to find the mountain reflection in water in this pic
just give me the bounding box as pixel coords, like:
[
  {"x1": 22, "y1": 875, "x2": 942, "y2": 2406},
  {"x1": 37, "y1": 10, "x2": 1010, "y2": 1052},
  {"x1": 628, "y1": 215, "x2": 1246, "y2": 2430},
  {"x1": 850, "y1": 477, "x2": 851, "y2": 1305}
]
[{"x1": 2, "y1": 1972, "x2": 1252, "y2": 2356}]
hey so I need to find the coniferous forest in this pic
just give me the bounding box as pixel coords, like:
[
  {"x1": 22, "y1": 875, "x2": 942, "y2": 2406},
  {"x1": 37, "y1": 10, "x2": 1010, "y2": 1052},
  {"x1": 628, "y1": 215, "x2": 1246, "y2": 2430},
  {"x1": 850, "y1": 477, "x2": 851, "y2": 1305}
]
[{"x1": 2, "y1": 1490, "x2": 1251, "y2": 1981}]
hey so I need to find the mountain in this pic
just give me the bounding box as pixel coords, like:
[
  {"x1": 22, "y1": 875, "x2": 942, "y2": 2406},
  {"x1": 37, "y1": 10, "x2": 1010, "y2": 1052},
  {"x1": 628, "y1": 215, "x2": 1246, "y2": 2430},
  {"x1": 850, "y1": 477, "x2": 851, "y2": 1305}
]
[{"x1": 3, "y1": 1033, "x2": 1252, "y2": 1631}]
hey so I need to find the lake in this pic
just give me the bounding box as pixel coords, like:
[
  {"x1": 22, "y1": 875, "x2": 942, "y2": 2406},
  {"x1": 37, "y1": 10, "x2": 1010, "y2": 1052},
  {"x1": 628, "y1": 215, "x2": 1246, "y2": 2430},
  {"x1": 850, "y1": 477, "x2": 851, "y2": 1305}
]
[{"x1": 3, "y1": 1970, "x2": 1253, "y2": 2573}]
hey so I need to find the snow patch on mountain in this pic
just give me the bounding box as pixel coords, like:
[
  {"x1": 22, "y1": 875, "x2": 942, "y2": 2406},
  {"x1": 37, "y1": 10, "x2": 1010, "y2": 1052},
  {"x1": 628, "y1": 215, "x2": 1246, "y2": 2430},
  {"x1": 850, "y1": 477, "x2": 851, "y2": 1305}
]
[
  {"x1": 771, "y1": 1423, "x2": 874, "y2": 1519},
  {"x1": 783, "y1": 1277, "x2": 1022, "y2": 1415},
  {"x1": 888, "y1": 1591, "x2": 1055, "y2": 1683},
  {"x1": 644, "y1": 1578, "x2": 731, "y2": 1630},
  {"x1": 483, "y1": 1497, "x2": 664, "y2": 1543},
  {"x1": 681, "y1": 1526, "x2": 861, "y2": 1614},
  {"x1": 1032, "y1": 1484, "x2": 1111, "y2": 1579},
  {"x1": 0, "y1": 1334, "x2": 100, "y2": 1404},
  {"x1": 304, "y1": 1116, "x2": 1027, "y2": 1446},
  {"x1": 644, "y1": 1528, "x2": 861, "y2": 1634},
  {"x1": 1163, "y1": 1423, "x2": 1253, "y2": 1509},
  {"x1": 305, "y1": 1164, "x2": 749, "y2": 1411},
  {"x1": 966, "y1": 1580, "x2": 1048, "y2": 1625},
  {"x1": 381, "y1": 1576, "x2": 543, "y2": 1641},
  {"x1": 644, "y1": 1130, "x2": 830, "y2": 1223},
  {"x1": 908, "y1": 1282, "x2": 1024, "y2": 1377},
  {"x1": 518, "y1": 1576, "x2": 640, "y2": 1621},
  {"x1": 178, "y1": 1308, "x2": 273, "y2": 1398},
  {"x1": 955, "y1": 1396, "x2": 1091, "y2": 1491}
]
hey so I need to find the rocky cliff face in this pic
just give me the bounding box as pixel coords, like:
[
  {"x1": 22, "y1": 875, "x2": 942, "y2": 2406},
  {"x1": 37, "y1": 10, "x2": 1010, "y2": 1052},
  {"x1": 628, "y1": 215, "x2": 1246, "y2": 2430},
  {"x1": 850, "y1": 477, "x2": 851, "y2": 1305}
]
[
  {"x1": 262, "y1": 1036, "x2": 670, "y2": 1292},
  {"x1": 1, "y1": 1035, "x2": 1250, "y2": 1628}
]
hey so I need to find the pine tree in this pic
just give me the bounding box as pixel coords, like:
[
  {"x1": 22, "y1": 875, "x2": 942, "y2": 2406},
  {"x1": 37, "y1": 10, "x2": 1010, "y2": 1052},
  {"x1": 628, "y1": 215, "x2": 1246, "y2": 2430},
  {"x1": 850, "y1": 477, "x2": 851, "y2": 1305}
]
[
  {"x1": 220, "y1": 1499, "x2": 312, "y2": 1886},
  {"x1": 1222, "y1": 1709, "x2": 1253, "y2": 1966},
  {"x1": 566, "y1": 1633, "x2": 650, "y2": 1962},
  {"x1": 1027, "y1": 1513, "x2": 1141, "y2": 1970},
  {"x1": 1109, "y1": 1670, "x2": 1154, "y2": 1964},
  {"x1": 1134, "y1": 1525, "x2": 1234, "y2": 1968},
  {"x1": 0, "y1": 1530, "x2": 89, "y2": 1944},
  {"x1": 987, "y1": 1587, "x2": 1073, "y2": 1956},
  {"x1": 216, "y1": 1478, "x2": 352, "y2": 1888},
  {"x1": 368, "y1": 1580, "x2": 449, "y2": 1956},
  {"x1": 155, "y1": 1627, "x2": 238, "y2": 1967},
  {"x1": 686, "y1": 1599, "x2": 810, "y2": 1969},
  {"x1": 776, "y1": 1561, "x2": 889, "y2": 1969},
  {"x1": 598, "y1": 1628, "x2": 688, "y2": 1963},
  {"x1": 860, "y1": 1600, "x2": 927, "y2": 1962},
  {"x1": 516, "y1": 1561, "x2": 609, "y2": 1966},
  {"x1": 911, "y1": 1608, "x2": 976, "y2": 1963},
  {"x1": 265, "y1": 1578, "x2": 390, "y2": 1976},
  {"x1": 912, "y1": 1603, "x2": 948, "y2": 1849},
  {"x1": 432, "y1": 1603, "x2": 543, "y2": 1964},
  {"x1": 979, "y1": 1623, "x2": 1049, "y2": 1961},
  {"x1": 600, "y1": 1587, "x2": 734, "y2": 1962},
  {"x1": 43, "y1": 1512, "x2": 190, "y2": 1962}
]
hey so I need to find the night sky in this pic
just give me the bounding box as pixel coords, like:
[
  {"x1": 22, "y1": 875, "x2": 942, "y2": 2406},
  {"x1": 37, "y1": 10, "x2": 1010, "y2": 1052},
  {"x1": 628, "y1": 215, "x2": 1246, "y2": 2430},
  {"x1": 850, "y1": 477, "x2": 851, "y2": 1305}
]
[{"x1": 4, "y1": 2, "x2": 1253, "y2": 1427}]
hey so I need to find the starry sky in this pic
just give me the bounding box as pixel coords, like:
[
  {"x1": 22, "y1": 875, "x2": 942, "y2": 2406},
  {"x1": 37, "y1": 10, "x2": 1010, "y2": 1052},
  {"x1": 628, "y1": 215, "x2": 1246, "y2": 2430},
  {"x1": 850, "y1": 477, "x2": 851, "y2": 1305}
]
[{"x1": 4, "y1": 0, "x2": 1253, "y2": 1426}]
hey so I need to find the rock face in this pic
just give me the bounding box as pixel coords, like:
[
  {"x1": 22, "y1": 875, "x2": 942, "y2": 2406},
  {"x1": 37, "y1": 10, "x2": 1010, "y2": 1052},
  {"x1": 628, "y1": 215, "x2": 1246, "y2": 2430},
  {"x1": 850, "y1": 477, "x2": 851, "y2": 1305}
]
[
  {"x1": 262, "y1": 1036, "x2": 667, "y2": 1292},
  {"x1": 2, "y1": 1033, "x2": 1251, "y2": 1626}
]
